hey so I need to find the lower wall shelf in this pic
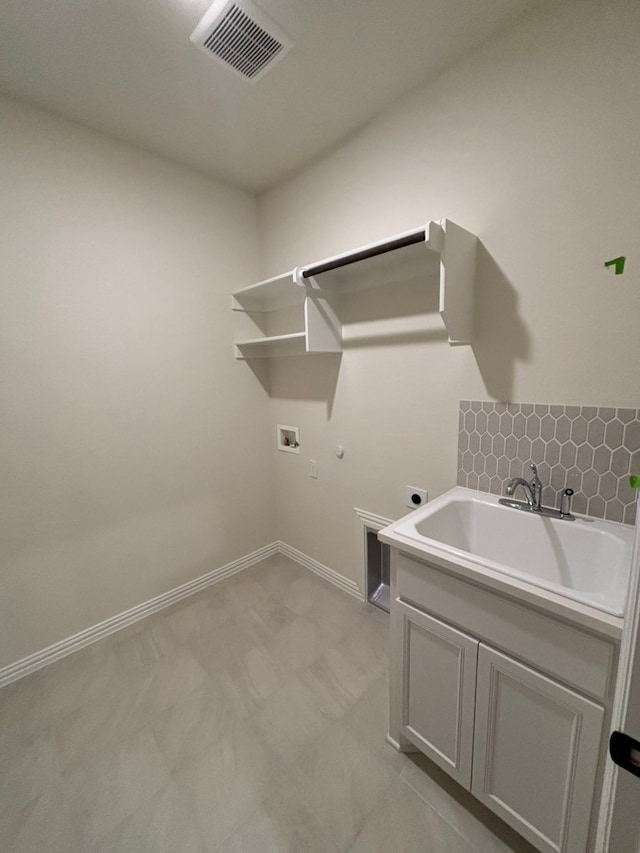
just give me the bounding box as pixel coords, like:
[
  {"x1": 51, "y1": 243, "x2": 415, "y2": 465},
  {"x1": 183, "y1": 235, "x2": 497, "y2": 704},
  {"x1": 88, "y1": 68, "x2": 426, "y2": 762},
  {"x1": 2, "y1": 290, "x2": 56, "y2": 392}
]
[
  {"x1": 233, "y1": 292, "x2": 342, "y2": 359},
  {"x1": 234, "y1": 332, "x2": 306, "y2": 359}
]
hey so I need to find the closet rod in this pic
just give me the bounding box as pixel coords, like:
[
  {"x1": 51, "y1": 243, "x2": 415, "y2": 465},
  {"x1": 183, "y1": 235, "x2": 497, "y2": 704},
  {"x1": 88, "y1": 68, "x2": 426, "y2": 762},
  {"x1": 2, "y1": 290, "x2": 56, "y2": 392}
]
[{"x1": 301, "y1": 229, "x2": 426, "y2": 279}]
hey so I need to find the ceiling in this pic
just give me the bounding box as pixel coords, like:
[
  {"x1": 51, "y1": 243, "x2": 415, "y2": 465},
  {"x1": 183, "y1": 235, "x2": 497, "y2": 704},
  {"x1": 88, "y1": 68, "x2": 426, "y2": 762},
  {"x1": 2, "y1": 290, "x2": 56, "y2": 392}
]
[{"x1": 0, "y1": 0, "x2": 538, "y2": 192}]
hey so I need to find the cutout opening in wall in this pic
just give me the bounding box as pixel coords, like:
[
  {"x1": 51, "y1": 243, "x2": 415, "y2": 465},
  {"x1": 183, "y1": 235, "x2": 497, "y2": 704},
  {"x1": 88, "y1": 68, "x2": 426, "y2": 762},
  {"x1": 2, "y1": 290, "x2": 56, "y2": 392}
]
[
  {"x1": 277, "y1": 424, "x2": 300, "y2": 454},
  {"x1": 366, "y1": 529, "x2": 391, "y2": 612},
  {"x1": 354, "y1": 509, "x2": 393, "y2": 612}
]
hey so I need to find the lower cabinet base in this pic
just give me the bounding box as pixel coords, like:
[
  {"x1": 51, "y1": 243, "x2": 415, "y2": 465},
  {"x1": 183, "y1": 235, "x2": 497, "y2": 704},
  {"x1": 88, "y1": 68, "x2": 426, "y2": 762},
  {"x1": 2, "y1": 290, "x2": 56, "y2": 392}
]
[
  {"x1": 471, "y1": 645, "x2": 604, "y2": 853},
  {"x1": 390, "y1": 587, "x2": 609, "y2": 853}
]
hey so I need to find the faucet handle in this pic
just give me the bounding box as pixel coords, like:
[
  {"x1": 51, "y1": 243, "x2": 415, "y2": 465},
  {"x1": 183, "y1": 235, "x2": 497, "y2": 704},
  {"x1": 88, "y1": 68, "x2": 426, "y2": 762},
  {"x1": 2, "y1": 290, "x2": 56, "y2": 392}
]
[{"x1": 560, "y1": 488, "x2": 574, "y2": 517}]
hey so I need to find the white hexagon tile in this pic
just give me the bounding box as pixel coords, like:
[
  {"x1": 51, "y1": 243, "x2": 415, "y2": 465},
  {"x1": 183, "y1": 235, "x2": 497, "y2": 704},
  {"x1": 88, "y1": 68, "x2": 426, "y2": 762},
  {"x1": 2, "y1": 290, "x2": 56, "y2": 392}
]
[{"x1": 457, "y1": 402, "x2": 640, "y2": 525}]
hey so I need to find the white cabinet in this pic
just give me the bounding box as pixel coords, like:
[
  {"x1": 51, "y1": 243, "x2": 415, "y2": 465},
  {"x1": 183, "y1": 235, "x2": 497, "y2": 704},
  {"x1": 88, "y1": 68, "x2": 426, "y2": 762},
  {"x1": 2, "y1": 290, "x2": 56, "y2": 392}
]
[
  {"x1": 473, "y1": 645, "x2": 604, "y2": 853},
  {"x1": 231, "y1": 219, "x2": 477, "y2": 358},
  {"x1": 395, "y1": 600, "x2": 478, "y2": 787},
  {"x1": 389, "y1": 553, "x2": 615, "y2": 853}
]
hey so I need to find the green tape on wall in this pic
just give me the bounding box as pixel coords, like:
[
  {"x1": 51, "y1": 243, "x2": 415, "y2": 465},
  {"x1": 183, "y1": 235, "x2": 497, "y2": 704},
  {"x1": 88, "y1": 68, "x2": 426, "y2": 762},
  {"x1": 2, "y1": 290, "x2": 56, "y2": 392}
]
[{"x1": 604, "y1": 256, "x2": 626, "y2": 275}]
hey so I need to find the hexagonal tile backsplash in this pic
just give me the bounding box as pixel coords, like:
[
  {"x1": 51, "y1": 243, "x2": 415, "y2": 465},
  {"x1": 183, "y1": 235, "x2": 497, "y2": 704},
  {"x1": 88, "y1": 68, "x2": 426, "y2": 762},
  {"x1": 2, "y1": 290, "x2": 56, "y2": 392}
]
[{"x1": 457, "y1": 402, "x2": 640, "y2": 525}]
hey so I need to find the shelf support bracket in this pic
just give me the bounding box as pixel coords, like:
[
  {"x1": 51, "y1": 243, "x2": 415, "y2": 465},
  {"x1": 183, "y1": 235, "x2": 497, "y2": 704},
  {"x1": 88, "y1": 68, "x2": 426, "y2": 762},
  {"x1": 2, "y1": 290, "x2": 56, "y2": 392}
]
[
  {"x1": 425, "y1": 220, "x2": 445, "y2": 253},
  {"x1": 293, "y1": 266, "x2": 320, "y2": 290}
]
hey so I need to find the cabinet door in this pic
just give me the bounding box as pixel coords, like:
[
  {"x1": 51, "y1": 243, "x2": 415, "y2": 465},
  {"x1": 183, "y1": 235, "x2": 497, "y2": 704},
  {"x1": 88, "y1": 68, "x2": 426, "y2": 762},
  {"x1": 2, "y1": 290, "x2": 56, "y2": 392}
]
[
  {"x1": 472, "y1": 645, "x2": 604, "y2": 853},
  {"x1": 395, "y1": 600, "x2": 478, "y2": 788}
]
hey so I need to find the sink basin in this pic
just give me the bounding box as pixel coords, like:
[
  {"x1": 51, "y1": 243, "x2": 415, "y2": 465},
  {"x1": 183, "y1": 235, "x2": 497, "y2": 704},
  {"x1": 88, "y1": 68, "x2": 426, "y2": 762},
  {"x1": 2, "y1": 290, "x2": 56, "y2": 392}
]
[{"x1": 386, "y1": 487, "x2": 634, "y2": 616}]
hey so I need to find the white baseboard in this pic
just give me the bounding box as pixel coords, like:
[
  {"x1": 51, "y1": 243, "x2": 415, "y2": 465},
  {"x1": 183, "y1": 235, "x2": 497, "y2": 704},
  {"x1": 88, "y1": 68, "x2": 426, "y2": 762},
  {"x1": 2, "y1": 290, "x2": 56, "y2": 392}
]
[
  {"x1": 0, "y1": 540, "x2": 362, "y2": 689},
  {"x1": 277, "y1": 540, "x2": 363, "y2": 601},
  {"x1": 0, "y1": 541, "x2": 280, "y2": 689}
]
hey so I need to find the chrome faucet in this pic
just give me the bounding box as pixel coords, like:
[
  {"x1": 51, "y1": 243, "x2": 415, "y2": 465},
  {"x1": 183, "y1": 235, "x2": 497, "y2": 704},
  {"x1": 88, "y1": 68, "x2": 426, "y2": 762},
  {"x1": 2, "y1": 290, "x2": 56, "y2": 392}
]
[
  {"x1": 500, "y1": 462, "x2": 575, "y2": 521},
  {"x1": 505, "y1": 463, "x2": 542, "y2": 509},
  {"x1": 504, "y1": 477, "x2": 535, "y2": 507}
]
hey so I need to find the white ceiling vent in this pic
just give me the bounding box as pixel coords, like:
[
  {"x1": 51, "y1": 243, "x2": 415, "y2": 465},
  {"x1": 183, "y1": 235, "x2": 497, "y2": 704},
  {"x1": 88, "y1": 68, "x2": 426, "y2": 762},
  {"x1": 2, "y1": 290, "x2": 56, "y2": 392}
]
[{"x1": 190, "y1": 0, "x2": 293, "y2": 82}]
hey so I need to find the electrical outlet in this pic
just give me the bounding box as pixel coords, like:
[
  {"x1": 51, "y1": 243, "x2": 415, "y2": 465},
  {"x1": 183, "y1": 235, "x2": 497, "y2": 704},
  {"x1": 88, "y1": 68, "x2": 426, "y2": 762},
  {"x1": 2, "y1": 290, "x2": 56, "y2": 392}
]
[
  {"x1": 309, "y1": 459, "x2": 318, "y2": 479},
  {"x1": 406, "y1": 486, "x2": 427, "y2": 509}
]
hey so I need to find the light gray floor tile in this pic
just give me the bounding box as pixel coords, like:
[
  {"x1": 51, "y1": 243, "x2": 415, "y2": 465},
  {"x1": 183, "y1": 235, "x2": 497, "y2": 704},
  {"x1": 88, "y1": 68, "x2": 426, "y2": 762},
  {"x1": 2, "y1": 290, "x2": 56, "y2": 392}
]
[
  {"x1": 248, "y1": 674, "x2": 331, "y2": 767},
  {"x1": 253, "y1": 555, "x2": 307, "y2": 595},
  {"x1": 164, "y1": 593, "x2": 232, "y2": 645},
  {"x1": 189, "y1": 616, "x2": 258, "y2": 676},
  {"x1": 282, "y1": 719, "x2": 398, "y2": 851},
  {"x1": 0, "y1": 674, "x2": 45, "y2": 747},
  {"x1": 357, "y1": 605, "x2": 391, "y2": 654},
  {"x1": 174, "y1": 720, "x2": 282, "y2": 852},
  {"x1": 300, "y1": 621, "x2": 388, "y2": 718},
  {"x1": 298, "y1": 664, "x2": 354, "y2": 720},
  {"x1": 401, "y1": 754, "x2": 536, "y2": 852},
  {"x1": 213, "y1": 789, "x2": 343, "y2": 853},
  {"x1": 0, "y1": 787, "x2": 84, "y2": 853},
  {"x1": 151, "y1": 680, "x2": 243, "y2": 771},
  {"x1": 266, "y1": 613, "x2": 334, "y2": 672},
  {"x1": 136, "y1": 645, "x2": 208, "y2": 718},
  {"x1": 87, "y1": 782, "x2": 204, "y2": 853},
  {"x1": 342, "y1": 671, "x2": 389, "y2": 745},
  {"x1": 213, "y1": 643, "x2": 289, "y2": 712},
  {"x1": 0, "y1": 729, "x2": 60, "y2": 815},
  {"x1": 365, "y1": 601, "x2": 392, "y2": 629},
  {"x1": 233, "y1": 596, "x2": 299, "y2": 644},
  {"x1": 224, "y1": 574, "x2": 271, "y2": 612},
  {"x1": 37, "y1": 645, "x2": 126, "y2": 722},
  {"x1": 63, "y1": 727, "x2": 170, "y2": 844},
  {"x1": 348, "y1": 774, "x2": 477, "y2": 853},
  {"x1": 478, "y1": 833, "x2": 537, "y2": 853},
  {"x1": 306, "y1": 586, "x2": 371, "y2": 642},
  {"x1": 280, "y1": 572, "x2": 327, "y2": 617},
  {"x1": 342, "y1": 673, "x2": 409, "y2": 773},
  {"x1": 52, "y1": 674, "x2": 147, "y2": 769},
  {"x1": 113, "y1": 615, "x2": 181, "y2": 674},
  {"x1": 205, "y1": 662, "x2": 272, "y2": 722}
]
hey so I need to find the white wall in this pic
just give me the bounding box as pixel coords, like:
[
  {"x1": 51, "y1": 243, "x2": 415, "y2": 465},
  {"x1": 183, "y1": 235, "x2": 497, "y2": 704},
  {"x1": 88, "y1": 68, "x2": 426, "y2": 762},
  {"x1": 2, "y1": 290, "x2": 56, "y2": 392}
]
[
  {"x1": 0, "y1": 95, "x2": 275, "y2": 667},
  {"x1": 3, "y1": 0, "x2": 639, "y2": 665},
  {"x1": 258, "y1": 0, "x2": 640, "y2": 585}
]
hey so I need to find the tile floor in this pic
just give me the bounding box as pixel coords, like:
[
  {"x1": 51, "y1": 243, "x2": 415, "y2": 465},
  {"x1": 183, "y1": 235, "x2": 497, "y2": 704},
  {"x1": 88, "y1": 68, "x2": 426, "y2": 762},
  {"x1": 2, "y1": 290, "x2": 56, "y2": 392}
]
[{"x1": 0, "y1": 555, "x2": 536, "y2": 852}]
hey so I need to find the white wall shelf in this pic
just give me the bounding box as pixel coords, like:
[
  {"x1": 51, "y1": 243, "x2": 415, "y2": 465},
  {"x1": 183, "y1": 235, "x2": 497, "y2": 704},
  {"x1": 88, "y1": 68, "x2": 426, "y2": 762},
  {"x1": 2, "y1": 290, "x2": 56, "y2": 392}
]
[
  {"x1": 234, "y1": 331, "x2": 306, "y2": 360},
  {"x1": 231, "y1": 271, "x2": 301, "y2": 312},
  {"x1": 231, "y1": 219, "x2": 477, "y2": 358}
]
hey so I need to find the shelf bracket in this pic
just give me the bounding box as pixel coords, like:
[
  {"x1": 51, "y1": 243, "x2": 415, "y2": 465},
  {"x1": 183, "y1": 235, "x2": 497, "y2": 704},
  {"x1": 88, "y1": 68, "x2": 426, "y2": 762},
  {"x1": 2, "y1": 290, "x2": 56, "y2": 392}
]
[
  {"x1": 293, "y1": 266, "x2": 320, "y2": 291},
  {"x1": 425, "y1": 220, "x2": 445, "y2": 253}
]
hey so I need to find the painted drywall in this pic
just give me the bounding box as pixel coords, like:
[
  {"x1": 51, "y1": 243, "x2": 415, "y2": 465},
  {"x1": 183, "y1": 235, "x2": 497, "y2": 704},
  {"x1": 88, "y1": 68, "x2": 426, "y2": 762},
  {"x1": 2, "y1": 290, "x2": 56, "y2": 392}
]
[
  {"x1": 257, "y1": 0, "x2": 640, "y2": 587},
  {"x1": 0, "y1": 95, "x2": 274, "y2": 667}
]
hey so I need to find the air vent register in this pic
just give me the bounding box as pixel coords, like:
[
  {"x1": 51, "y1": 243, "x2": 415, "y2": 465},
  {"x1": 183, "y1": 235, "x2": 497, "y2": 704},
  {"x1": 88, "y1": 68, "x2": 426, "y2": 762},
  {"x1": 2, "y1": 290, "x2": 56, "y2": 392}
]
[{"x1": 190, "y1": 0, "x2": 293, "y2": 82}]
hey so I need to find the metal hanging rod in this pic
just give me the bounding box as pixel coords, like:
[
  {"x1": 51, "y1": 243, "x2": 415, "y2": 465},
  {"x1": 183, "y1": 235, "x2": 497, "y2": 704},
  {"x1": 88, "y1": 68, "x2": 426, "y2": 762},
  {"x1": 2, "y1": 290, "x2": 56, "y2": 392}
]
[{"x1": 301, "y1": 228, "x2": 426, "y2": 279}]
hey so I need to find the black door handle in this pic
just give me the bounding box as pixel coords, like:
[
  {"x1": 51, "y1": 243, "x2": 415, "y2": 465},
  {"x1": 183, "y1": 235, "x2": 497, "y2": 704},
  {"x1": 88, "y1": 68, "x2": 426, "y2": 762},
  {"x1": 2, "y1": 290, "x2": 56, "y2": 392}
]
[{"x1": 610, "y1": 731, "x2": 640, "y2": 778}]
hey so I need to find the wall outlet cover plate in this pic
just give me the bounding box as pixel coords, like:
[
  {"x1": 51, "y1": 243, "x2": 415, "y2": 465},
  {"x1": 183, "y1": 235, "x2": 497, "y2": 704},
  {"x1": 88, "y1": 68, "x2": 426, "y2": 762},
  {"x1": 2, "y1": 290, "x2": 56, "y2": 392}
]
[{"x1": 406, "y1": 486, "x2": 428, "y2": 509}]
